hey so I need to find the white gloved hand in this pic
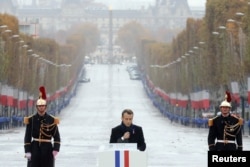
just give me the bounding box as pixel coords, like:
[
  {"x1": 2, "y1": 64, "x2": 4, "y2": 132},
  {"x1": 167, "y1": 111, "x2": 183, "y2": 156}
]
[
  {"x1": 52, "y1": 150, "x2": 58, "y2": 159},
  {"x1": 25, "y1": 152, "x2": 31, "y2": 160}
]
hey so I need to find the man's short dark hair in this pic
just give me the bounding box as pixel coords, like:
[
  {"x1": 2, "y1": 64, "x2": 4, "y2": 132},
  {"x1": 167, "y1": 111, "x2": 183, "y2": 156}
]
[{"x1": 122, "y1": 109, "x2": 134, "y2": 117}]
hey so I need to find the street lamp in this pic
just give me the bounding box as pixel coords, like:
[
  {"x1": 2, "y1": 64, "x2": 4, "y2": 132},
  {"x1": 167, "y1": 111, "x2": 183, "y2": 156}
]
[
  {"x1": 0, "y1": 25, "x2": 7, "y2": 29},
  {"x1": 0, "y1": 25, "x2": 8, "y2": 40},
  {"x1": 1, "y1": 29, "x2": 11, "y2": 35},
  {"x1": 228, "y1": 13, "x2": 247, "y2": 123},
  {"x1": 227, "y1": 17, "x2": 245, "y2": 71},
  {"x1": 218, "y1": 26, "x2": 226, "y2": 30},
  {"x1": 193, "y1": 46, "x2": 199, "y2": 50},
  {"x1": 199, "y1": 41, "x2": 205, "y2": 45},
  {"x1": 61, "y1": 63, "x2": 72, "y2": 67},
  {"x1": 31, "y1": 54, "x2": 39, "y2": 58},
  {"x1": 27, "y1": 49, "x2": 33, "y2": 53},
  {"x1": 227, "y1": 18, "x2": 235, "y2": 23},
  {"x1": 15, "y1": 40, "x2": 24, "y2": 56},
  {"x1": 235, "y1": 12, "x2": 244, "y2": 17},
  {"x1": 1, "y1": 30, "x2": 12, "y2": 49},
  {"x1": 22, "y1": 45, "x2": 28, "y2": 48},
  {"x1": 212, "y1": 31, "x2": 219, "y2": 35},
  {"x1": 150, "y1": 63, "x2": 170, "y2": 68},
  {"x1": 10, "y1": 34, "x2": 19, "y2": 39}
]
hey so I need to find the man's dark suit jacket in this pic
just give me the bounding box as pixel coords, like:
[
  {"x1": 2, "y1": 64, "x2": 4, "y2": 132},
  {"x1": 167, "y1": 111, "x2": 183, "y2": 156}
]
[{"x1": 109, "y1": 122, "x2": 146, "y2": 151}]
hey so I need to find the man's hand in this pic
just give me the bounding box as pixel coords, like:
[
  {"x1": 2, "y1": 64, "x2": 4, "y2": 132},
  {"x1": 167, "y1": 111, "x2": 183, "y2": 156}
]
[
  {"x1": 25, "y1": 152, "x2": 31, "y2": 160},
  {"x1": 52, "y1": 150, "x2": 59, "y2": 159},
  {"x1": 123, "y1": 132, "x2": 130, "y2": 139}
]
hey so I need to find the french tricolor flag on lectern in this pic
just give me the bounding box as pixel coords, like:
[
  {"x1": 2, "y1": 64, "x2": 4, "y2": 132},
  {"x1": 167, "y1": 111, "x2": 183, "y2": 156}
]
[
  {"x1": 98, "y1": 146, "x2": 147, "y2": 167},
  {"x1": 115, "y1": 150, "x2": 130, "y2": 167}
]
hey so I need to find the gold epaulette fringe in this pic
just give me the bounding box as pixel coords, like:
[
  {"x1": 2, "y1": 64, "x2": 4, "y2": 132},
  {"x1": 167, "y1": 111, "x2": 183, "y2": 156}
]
[
  {"x1": 238, "y1": 118, "x2": 243, "y2": 125},
  {"x1": 23, "y1": 117, "x2": 29, "y2": 124},
  {"x1": 23, "y1": 115, "x2": 33, "y2": 124},
  {"x1": 208, "y1": 115, "x2": 219, "y2": 127},
  {"x1": 208, "y1": 119, "x2": 213, "y2": 126},
  {"x1": 23, "y1": 114, "x2": 35, "y2": 124},
  {"x1": 54, "y1": 117, "x2": 60, "y2": 124}
]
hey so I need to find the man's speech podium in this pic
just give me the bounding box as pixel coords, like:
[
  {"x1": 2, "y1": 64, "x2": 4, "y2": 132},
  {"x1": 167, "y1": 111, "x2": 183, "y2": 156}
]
[{"x1": 98, "y1": 144, "x2": 147, "y2": 167}]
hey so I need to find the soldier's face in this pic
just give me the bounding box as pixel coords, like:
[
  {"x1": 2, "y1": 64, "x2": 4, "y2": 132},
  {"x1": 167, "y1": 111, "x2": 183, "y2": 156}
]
[
  {"x1": 37, "y1": 105, "x2": 47, "y2": 115},
  {"x1": 220, "y1": 106, "x2": 230, "y2": 115},
  {"x1": 122, "y1": 113, "x2": 133, "y2": 127}
]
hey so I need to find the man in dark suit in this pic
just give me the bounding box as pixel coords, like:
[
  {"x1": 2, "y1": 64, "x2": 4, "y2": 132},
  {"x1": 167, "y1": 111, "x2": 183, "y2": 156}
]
[{"x1": 109, "y1": 109, "x2": 146, "y2": 151}]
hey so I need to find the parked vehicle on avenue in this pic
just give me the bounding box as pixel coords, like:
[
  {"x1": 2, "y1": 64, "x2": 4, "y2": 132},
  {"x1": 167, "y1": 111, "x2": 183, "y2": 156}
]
[
  {"x1": 79, "y1": 77, "x2": 90, "y2": 83},
  {"x1": 127, "y1": 64, "x2": 141, "y2": 80}
]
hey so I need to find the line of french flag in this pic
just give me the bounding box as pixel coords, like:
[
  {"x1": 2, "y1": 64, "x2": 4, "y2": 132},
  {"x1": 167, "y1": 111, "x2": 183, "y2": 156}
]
[
  {"x1": 148, "y1": 77, "x2": 250, "y2": 108},
  {"x1": 154, "y1": 87, "x2": 210, "y2": 109},
  {"x1": 98, "y1": 149, "x2": 147, "y2": 167},
  {"x1": 115, "y1": 150, "x2": 130, "y2": 167}
]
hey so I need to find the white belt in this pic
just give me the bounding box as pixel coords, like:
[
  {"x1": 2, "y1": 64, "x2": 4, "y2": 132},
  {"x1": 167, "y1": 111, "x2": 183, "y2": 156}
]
[
  {"x1": 217, "y1": 140, "x2": 235, "y2": 144},
  {"x1": 33, "y1": 138, "x2": 51, "y2": 142}
]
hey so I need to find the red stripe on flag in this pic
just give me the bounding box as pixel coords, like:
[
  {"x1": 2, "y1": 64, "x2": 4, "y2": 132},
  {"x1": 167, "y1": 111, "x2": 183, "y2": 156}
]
[{"x1": 124, "y1": 150, "x2": 129, "y2": 167}]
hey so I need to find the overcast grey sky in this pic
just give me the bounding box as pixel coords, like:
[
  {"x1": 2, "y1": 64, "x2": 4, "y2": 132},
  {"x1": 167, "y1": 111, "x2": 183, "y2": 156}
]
[
  {"x1": 20, "y1": 0, "x2": 206, "y2": 9},
  {"x1": 94, "y1": 0, "x2": 206, "y2": 9}
]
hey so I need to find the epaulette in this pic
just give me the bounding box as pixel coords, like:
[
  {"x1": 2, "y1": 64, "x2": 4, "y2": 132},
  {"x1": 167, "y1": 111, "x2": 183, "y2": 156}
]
[
  {"x1": 208, "y1": 116, "x2": 218, "y2": 127},
  {"x1": 208, "y1": 119, "x2": 213, "y2": 126},
  {"x1": 238, "y1": 118, "x2": 243, "y2": 125},
  {"x1": 23, "y1": 115, "x2": 33, "y2": 124},
  {"x1": 54, "y1": 117, "x2": 60, "y2": 124}
]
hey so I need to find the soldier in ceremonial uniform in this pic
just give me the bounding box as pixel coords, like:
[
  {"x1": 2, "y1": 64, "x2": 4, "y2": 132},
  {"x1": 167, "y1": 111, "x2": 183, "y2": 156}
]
[
  {"x1": 23, "y1": 86, "x2": 61, "y2": 167},
  {"x1": 109, "y1": 109, "x2": 146, "y2": 151},
  {"x1": 208, "y1": 91, "x2": 243, "y2": 151}
]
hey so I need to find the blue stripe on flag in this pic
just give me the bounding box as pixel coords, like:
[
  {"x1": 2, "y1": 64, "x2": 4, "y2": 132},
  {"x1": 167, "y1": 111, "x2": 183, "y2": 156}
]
[{"x1": 115, "y1": 150, "x2": 120, "y2": 167}]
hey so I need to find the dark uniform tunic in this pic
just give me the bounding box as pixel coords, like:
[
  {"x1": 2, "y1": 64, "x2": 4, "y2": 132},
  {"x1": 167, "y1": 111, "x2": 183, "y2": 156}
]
[
  {"x1": 109, "y1": 122, "x2": 146, "y2": 151},
  {"x1": 208, "y1": 114, "x2": 243, "y2": 151},
  {"x1": 24, "y1": 113, "x2": 61, "y2": 167}
]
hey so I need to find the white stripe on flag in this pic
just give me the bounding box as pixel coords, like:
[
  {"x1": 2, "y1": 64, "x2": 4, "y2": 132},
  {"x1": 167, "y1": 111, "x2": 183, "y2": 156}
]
[
  {"x1": 248, "y1": 77, "x2": 250, "y2": 91},
  {"x1": 231, "y1": 81, "x2": 239, "y2": 93}
]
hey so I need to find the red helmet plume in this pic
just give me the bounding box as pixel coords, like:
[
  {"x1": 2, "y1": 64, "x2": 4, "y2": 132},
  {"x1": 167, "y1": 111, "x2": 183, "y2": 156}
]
[
  {"x1": 39, "y1": 86, "x2": 47, "y2": 100},
  {"x1": 225, "y1": 91, "x2": 231, "y2": 103}
]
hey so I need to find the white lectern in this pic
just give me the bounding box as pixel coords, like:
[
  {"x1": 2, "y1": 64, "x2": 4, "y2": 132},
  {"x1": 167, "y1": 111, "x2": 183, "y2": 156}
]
[{"x1": 98, "y1": 144, "x2": 147, "y2": 167}]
